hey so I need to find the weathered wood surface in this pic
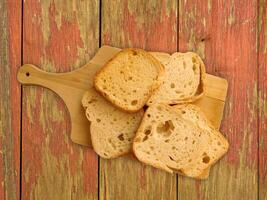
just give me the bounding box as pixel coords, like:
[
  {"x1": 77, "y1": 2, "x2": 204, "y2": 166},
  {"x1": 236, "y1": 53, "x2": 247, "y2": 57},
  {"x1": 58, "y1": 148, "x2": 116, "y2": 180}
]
[
  {"x1": 22, "y1": 1, "x2": 99, "y2": 199},
  {"x1": 178, "y1": 0, "x2": 258, "y2": 199},
  {"x1": 0, "y1": 0, "x2": 21, "y2": 200},
  {"x1": 100, "y1": 1, "x2": 177, "y2": 199},
  {"x1": 259, "y1": 0, "x2": 267, "y2": 199},
  {"x1": 1, "y1": 0, "x2": 267, "y2": 199}
]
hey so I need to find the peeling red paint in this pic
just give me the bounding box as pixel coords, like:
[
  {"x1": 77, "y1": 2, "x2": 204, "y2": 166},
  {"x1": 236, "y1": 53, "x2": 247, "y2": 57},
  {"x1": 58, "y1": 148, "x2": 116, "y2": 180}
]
[
  {"x1": 45, "y1": 2, "x2": 83, "y2": 71},
  {"x1": 22, "y1": 89, "x2": 47, "y2": 200},
  {"x1": 122, "y1": 1, "x2": 177, "y2": 52},
  {"x1": 259, "y1": 0, "x2": 267, "y2": 192},
  {"x1": 103, "y1": 33, "x2": 111, "y2": 45},
  {"x1": 0, "y1": 1, "x2": 23, "y2": 199},
  {"x1": 195, "y1": 181, "x2": 201, "y2": 200},
  {"x1": 139, "y1": 166, "x2": 146, "y2": 190},
  {"x1": 82, "y1": 149, "x2": 98, "y2": 196},
  {"x1": 23, "y1": 0, "x2": 45, "y2": 66},
  {"x1": 48, "y1": 100, "x2": 70, "y2": 157}
]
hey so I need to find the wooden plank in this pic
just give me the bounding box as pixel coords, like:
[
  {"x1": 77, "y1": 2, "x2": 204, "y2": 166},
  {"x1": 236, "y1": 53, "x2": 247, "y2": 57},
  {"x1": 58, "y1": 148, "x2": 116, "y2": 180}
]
[
  {"x1": 259, "y1": 0, "x2": 267, "y2": 199},
  {"x1": 178, "y1": 0, "x2": 258, "y2": 199},
  {"x1": 100, "y1": 0, "x2": 177, "y2": 199},
  {"x1": 0, "y1": 0, "x2": 21, "y2": 199},
  {"x1": 22, "y1": 1, "x2": 99, "y2": 199}
]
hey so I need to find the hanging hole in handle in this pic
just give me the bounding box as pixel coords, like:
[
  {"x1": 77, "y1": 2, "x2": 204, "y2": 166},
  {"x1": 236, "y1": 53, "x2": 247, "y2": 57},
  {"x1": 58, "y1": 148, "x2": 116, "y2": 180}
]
[{"x1": 26, "y1": 72, "x2": 30, "y2": 77}]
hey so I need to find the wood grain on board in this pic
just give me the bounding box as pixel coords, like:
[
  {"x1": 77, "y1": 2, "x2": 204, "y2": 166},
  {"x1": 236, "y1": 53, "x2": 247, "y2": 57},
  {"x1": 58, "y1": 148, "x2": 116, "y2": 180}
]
[
  {"x1": 178, "y1": 0, "x2": 258, "y2": 199},
  {"x1": 259, "y1": 0, "x2": 267, "y2": 199},
  {"x1": 0, "y1": 0, "x2": 21, "y2": 199},
  {"x1": 22, "y1": 1, "x2": 99, "y2": 199},
  {"x1": 100, "y1": 0, "x2": 177, "y2": 199}
]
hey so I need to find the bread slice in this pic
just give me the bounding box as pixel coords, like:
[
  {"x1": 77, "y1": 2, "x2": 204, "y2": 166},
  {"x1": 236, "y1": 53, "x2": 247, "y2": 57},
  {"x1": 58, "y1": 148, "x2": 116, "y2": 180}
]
[
  {"x1": 94, "y1": 48, "x2": 164, "y2": 112},
  {"x1": 133, "y1": 104, "x2": 228, "y2": 179},
  {"x1": 82, "y1": 88, "x2": 144, "y2": 159},
  {"x1": 173, "y1": 104, "x2": 226, "y2": 178},
  {"x1": 147, "y1": 52, "x2": 205, "y2": 105}
]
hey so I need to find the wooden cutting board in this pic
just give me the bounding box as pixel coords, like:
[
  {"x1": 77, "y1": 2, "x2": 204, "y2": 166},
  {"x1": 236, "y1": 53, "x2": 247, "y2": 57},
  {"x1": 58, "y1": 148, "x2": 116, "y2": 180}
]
[{"x1": 17, "y1": 45, "x2": 228, "y2": 147}]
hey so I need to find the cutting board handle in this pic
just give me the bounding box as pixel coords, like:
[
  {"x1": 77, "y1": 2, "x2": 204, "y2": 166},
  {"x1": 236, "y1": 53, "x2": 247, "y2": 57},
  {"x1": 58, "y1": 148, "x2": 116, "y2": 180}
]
[
  {"x1": 18, "y1": 64, "x2": 57, "y2": 87},
  {"x1": 17, "y1": 64, "x2": 71, "y2": 99}
]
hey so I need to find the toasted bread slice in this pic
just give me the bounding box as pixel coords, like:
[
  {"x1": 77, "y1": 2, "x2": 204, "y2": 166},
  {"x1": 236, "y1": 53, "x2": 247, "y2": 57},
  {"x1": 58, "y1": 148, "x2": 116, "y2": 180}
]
[
  {"x1": 147, "y1": 52, "x2": 205, "y2": 105},
  {"x1": 133, "y1": 104, "x2": 228, "y2": 179},
  {"x1": 94, "y1": 48, "x2": 164, "y2": 112},
  {"x1": 82, "y1": 88, "x2": 144, "y2": 159}
]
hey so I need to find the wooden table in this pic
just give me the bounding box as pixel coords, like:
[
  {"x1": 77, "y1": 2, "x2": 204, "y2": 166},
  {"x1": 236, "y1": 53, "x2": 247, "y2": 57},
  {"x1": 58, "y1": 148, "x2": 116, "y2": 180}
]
[{"x1": 1, "y1": 0, "x2": 266, "y2": 199}]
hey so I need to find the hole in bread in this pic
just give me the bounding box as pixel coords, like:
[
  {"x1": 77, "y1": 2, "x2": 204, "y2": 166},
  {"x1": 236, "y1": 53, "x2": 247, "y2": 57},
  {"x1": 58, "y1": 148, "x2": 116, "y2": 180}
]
[
  {"x1": 143, "y1": 105, "x2": 148, "y2": 111},
  {"x1": 128, "y1": 76, "x2": 133, "y2": 80},
  {"x1": 169, "y1": 156, "x2": 174, "y2": 161},
  {"x1": 103, "y1": 79, "x2": 106, "y2": 83},
  {"x1": 144, "y1": 128, "x2": 151, "y2": 135},
  {"x1": 133, "y1": 89, "x2": 137, "y2": 93},
  {"x1": 128, "y1": 138, "x2": 132, "y2": 142},
  {"x1": 175, "y1": 90, "x2": 182, "y2": 94},
  {"x1": 142, "y1": 135, "x2": 148, "y2": 142},
  {"x1": 150, "y1": 146, "x2": 154, "y2": 150},
  {"x1": 202, "y1": 155, "x2": 210, "y2": 164},
  {"x1": 120, "y1": 71, "x2": 123, "y2": 74},
  {"x1": 192, "y1": 57, "x2": 197, "y2": 63},
  {"x1": 217, "y1": 141, "x2": 221, "y2": 146},
  {"x1": 188, "y1": 81, "x2": 192, "y2": 86},
  {"x1": 134, "y1": 137, "x2": 141, "y2": 143},
  {"x1": 26, "y1": 72, "x2": 30, "y2": 76},
  {"x1": 192, "y1": 140, "x2": 195, "y2": 144},
  {"x1": 118, "y1": 134, "x2": 124, "y2": 141},
  {"x1": 113, "y1": 118, "x2": 117, "y2": 122},
  {"x1": 172, "y1": 146, "x2": 175, "y2": 150},
  {"x1": 96, "y1": 119, "x2": 101, "y2": 123},
  {"x1": 170, "y1": 83, "x2": 175, "y2": 88},
  {"x1": 147, "y1": 114, "x2": 151, "y2": 118},
  {"x1": 103, "y1": 153, "x2": 108, "y2": 156},
  {"x1": 119, "y1": 149, "x2": 123, "y2": 153},
  {"x1": 126, "y1": 121, "x2": 130, "y2": 124},
  {"x1": 131, "y1": 100, "x2": 138, "y2": 105},
  {"x1": 182, "y1": 110, "x2": 186, "y2": 114},
  {"x1": 156, "y1": 120, "x2": 175, "y2": 137},
  {"x1": 132, "y1": 50, "x2": 137, "y2": 55},
  {"x1": 184, "y1": 137, "x2": 188, "y2": 141},
  {"x1": 188, "y1": 159, "x2": 192, "y2": 162},
  {"x1": 165, "y1": 139, "x2": 170, "y2": 143},
  {"x1": 88, "y1": 99, "x2": 97, "y2": 104}
]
